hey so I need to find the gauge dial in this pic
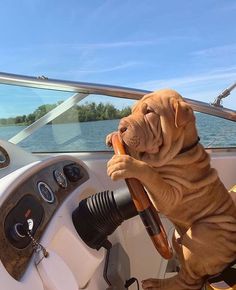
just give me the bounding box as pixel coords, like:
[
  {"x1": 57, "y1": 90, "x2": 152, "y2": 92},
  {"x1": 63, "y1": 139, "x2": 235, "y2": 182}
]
[
  {"x1": 53, "y1": 169, "x2": 67, "y2": 188},
  {"x1": 0, "y1": 146, "x2": 10, "y2": 168},
  {"x1": 37, "y1": 181, "x2": 55, "y2": 203}
]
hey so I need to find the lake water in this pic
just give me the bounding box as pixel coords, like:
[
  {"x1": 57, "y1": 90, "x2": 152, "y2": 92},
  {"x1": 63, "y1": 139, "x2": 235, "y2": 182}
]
[{"x1": 0, "y1": 113, "x2": 236, "y2": 152}]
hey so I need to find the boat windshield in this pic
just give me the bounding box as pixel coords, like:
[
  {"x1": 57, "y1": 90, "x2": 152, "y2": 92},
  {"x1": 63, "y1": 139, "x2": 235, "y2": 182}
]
[
  {"x1": 0, "y1": 78, "x2": 236, "y2": 153},
  {"x1": 0, "y1": 82, "x2": 136, "y2": 152}
]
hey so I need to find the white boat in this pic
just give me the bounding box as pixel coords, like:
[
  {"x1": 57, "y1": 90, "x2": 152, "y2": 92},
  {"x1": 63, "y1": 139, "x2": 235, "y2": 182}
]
[{"x1": 0, "y1": 72, "x2": 235, "y2": 290}]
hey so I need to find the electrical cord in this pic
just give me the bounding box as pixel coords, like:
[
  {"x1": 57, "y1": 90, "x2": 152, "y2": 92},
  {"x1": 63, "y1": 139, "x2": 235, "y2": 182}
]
[
  {"x1": 124, "y1": 277, "x2": 140, "y2": 290},
  {"x1": 103, "y1": 240, "x2": 113, "y2": 287}
]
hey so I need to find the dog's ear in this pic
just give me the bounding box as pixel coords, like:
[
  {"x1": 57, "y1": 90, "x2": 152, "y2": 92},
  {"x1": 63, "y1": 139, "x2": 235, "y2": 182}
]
[{"x1": 172, "y1": 99, "x2": 195, "y2": 128}]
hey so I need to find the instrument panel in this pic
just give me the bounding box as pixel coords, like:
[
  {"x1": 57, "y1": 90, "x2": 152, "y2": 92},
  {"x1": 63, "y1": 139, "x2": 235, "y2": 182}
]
[{"x1": 0, "y1": 158, "x2": 89, "y2": 280}]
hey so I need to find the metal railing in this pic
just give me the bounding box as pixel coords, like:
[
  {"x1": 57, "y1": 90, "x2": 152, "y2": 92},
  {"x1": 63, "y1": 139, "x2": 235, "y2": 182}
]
[{"x1": 0, "y1": 71, "x2": 236, "y2": 121}]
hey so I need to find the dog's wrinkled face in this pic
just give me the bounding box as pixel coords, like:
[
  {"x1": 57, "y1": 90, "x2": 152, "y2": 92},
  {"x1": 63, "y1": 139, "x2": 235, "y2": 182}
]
[
  {"x1": 119, "y1": 99, "x2": 163, "y2": 153},
  {"x1": 118, "y1": 89, "x2": 196, "y2": 164}
]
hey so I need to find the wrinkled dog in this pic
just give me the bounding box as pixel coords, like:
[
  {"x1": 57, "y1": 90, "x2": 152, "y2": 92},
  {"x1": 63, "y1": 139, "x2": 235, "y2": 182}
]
[{"x1": 106, "y1": 89, "x2": 236, "y2": 290}]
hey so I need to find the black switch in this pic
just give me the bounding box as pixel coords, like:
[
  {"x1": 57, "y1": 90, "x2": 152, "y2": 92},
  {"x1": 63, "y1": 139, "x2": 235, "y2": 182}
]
[{"x1": 63, "y1": 163, "x2": 82, "y2": 182}]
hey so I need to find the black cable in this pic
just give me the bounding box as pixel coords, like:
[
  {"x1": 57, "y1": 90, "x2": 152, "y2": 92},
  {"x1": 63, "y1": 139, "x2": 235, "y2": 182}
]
[
  {"x1": 103, "y1": 240, "x2": 112, "y2": 287},
  {"x1": 124, "y1": 277, "x2": 140, "y2": 290}
]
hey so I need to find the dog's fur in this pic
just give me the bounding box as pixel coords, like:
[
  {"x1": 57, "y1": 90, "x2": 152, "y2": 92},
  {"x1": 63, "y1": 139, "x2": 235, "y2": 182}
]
[{"x1": 106, "y1": 89, "x2": 236, "y2": 290}]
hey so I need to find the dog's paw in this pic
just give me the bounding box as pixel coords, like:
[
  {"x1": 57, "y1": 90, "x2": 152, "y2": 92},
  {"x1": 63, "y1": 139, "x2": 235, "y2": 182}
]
[
  {"x1": 142, "y1": 278, "x2": 162, "y2": 289},
  {"x1": 107, "y1": 155, "x2": 145, "y2": 181},
  {"x1": 105, "y1": 131, "x2": 117, "y2": 147}
]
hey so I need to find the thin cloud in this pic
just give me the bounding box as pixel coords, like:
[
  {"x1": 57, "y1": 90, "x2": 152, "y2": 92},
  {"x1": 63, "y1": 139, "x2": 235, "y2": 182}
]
[
  {"x1": 63, "y1": 61, "x2": 139, "y2": 74},
  {"x1": 135, "y1": 67, "x2": 236, "y2": 90},
  {"x1": 72, "y1": 36, "x2": 194, "y2": 50},
  {"x1": 0, "y1": 40, "x2": 157, "y2": 53},
  {"x1": 75, "y1": 41, "x2": 157, "y2": 49},
  {"x1": 191, "y1": 44, "x2": 236, "y2": 57},
  {"x1": 0, "y1": 35, "x2": 195, "y2": 54},
  {"x1": 133, "y1": 66, "x2": 236, "y2": 109}
]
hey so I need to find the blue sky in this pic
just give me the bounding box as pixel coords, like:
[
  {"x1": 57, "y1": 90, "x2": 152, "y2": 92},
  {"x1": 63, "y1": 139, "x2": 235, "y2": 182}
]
[{"x1": 0, "y1": 0, "x2": 236, "y2": 110}]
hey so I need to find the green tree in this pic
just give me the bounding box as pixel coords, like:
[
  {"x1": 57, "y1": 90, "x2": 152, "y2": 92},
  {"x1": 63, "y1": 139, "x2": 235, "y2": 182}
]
[
  {"x1": 26, "y1": 113, "x2": 36, "y2": 125},
  {"x1": 120, "y1": 106, "x2": 131, "y2": 118},
  {"x1": 104, "y1": 104, "x2": 118, "y2": 119},
  {"x1": 34, "y1": 104, "x2": 56, "y2": 120},
  {"x1": 0, "y1": 101, "x2": 132, "y2": 126}
]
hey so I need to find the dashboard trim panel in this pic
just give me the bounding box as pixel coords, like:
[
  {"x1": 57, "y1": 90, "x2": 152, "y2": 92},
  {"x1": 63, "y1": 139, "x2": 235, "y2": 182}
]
[{"x1": 0, "y1": 157, "x2": 89, "y2": 280}]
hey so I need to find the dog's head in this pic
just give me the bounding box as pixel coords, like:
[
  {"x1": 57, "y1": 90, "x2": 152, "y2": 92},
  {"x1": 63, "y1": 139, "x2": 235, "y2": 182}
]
[{"x1": 118, "y1": 89, "x2": 198, "y2": 165}]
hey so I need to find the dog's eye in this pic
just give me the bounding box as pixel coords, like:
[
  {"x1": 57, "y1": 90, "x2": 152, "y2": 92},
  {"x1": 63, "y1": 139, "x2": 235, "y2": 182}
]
[
  {"x1": 146, "y1": 107, "x2": 154, "y2": 114},
  {"x1": 141, "y1": 103, "x2": 155, "y2": 115}
]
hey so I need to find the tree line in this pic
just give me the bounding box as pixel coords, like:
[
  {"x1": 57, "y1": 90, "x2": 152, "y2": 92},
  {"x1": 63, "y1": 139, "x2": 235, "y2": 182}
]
[{"x1": 0, "y1": 102, "x2": 132, "y2": 126}]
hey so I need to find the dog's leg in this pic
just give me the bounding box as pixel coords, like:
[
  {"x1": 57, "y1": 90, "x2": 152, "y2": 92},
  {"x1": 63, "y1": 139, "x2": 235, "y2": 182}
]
[
  {"x1": 107, "y1": 155, "x2": 182, "y2": 215},
  {"x1": 141, "y1": 240, "x2": 205, "y2": 290},
  {"x1": 141, "y1": 231, "x2": 204, "y2": 290},
  {"x1": 142, "y1": 221, "x2": 236, "y2": 290},
  {"x1": 141, "y1": 270, "x2": 203, "y2": 290}
]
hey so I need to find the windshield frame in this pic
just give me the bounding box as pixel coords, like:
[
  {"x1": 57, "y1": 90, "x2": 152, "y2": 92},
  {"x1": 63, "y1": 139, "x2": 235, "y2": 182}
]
[
  {"x1": 0, "y1": 72, "x2": 236, "y2": 153},
  {"x1": 0, "y1": 71, "x2": 236, "y2": 121}
]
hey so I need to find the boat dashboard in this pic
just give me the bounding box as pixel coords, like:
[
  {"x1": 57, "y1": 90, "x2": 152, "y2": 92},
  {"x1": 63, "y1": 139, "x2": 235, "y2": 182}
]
[
  {"x1": 1, "y1": 157, "x2": 88, "y2": 280},
  {"x1": 0, "y1": 140, "x2": 110, "y2": 290}
]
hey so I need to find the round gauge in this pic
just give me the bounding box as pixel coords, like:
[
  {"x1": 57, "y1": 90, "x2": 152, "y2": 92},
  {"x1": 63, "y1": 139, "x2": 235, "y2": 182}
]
[
  {"x1": 37, "y1": 181, "x2": 55, "y2": 203},
  {"x1": 53, "y1": 169, "x2": 67, "y2": 188},
  {"x1": 0, "y1": 151, "x2": 6, "y2": 163},
  {"x1": 0, "y1": 146, "x2": 10, "y2": 168}
]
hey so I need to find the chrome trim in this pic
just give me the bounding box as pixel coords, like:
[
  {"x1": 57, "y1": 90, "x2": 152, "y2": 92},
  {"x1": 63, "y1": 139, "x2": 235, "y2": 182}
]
[
  {"x1": 0, "y1": 72, "x2": 236, "y2": 121},
  {"x1": 211, "y1": 81, "x2": 236, "y2": 107},
  {"x1": 14, "y1": 223, "x2": 26, "y2": 238},
  {"x1": 37, "y1": 181, "x2": 55, "y2": 204},
  {"x1": 0, "y1": 72, "x2": 147, "y2": 99}
]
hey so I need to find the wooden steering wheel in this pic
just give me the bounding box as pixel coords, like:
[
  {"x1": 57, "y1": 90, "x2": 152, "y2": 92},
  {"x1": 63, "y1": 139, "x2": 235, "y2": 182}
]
[{"x1": 111, "y1": 133, "x2": 173, "y2": 259}]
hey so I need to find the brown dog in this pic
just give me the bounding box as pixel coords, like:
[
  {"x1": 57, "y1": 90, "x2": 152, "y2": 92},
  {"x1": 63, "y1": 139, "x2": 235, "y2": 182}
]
[{"x1": 106, "y1": 89, "x2": 236, "y2": 290}]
